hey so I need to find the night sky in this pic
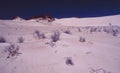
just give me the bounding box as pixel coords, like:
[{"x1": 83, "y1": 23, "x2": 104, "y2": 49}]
[{"x1": 0, "y1": 0, "x2": 120, "y2": 19}]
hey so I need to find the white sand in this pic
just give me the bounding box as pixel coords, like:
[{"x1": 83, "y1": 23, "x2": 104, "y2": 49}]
[{"x1": 0, "y1": 15, "x2": 120, "y2": 73}]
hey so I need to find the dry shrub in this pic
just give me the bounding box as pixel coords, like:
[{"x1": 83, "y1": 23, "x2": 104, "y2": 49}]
[
  {"x1": 18, "y1": 37, "x2": 24, "y2": 43},
  {"x1": 34, "y1": 30, "x2": 46, "y2": 40},
  {"x1": 51, "y1": 30, "x2": 60, "y2": 42},
  {"x1": 79, "y1": 36, "x2": 86, "y2": 42},
  {"x1": 4, "y1": 43, "x2": 22, "y2": 59},
  {"x1": 0, "y1": 36, "x2": 6, "y2": 43}
]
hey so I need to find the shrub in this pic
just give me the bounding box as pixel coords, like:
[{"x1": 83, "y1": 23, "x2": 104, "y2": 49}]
[
  {"x1": 65, "y1": 57, "x2": 74, "y2": 66},
  {"x1": 111, "y1": 30, "x2": 117, "y2": 36},
  {"x1": 18, "y1": 37, "x2": 24, "y2": 43},
  {"x1": 4, "y1": 43, "x2": 22, "y2": 59},
  {"x1": 51, "y1": 30, "x2": 60, "y2": 42},
  {"x1": 0, "y1": 36, "x2": 6, "y2": 43},
  {"x1": 79, "y1": 36, "x2": 86, "y2": 42},
  {"x1": 103, "y1": 26, "x2": 110, "y2": 34},
  {"x1": 34, "y1": 30, "x2": 46, "y2": 39},
  {"x1": 78, "y1": 28, "x2": 81, "y2": 32},
  {"x1": 111, "y1": 29, "x2": 118, "y2": 36},
  {"x1": 90, "y1": 27, "x2": 97, "y2": 33}
]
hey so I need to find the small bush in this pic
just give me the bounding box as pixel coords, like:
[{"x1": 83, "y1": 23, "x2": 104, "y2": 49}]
[
  {"x1": 34, "y1": 30, "x2": 46, "y2": 39},
  {"x1": 51, "y1": 30, "x2": 60, "y2": 42},
  {"x1": 90, "y1": 27, "x2": 97, "y2": 33},
  {"x1": 4, "y1": 43, "x2": 22, "y2": 59},
  {"x1": 0, "y1": 36, "x2": 6, "y2": 43},
  {"x1": 79, "y1": 36, "x2": 86, "y2": 42},
  {"x1": 78, "y1": 28, "x2": 81, "y2": 32},
  {"x1": 65, "y1": 57, "x2": 74, "y2": 66},
  {"x1": 18, "y1": 37, "x2": 24, "y2": 43},
  {"x1": 103, "y1": 27, "x2": 110, "y2": 34},
  {"x1": 111, "y1": 29, "x2": 118, "y2": 36}
]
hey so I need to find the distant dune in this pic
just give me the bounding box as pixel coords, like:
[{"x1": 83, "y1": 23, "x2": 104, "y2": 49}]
[{"x1": 54, "y1": 15, "x2": 120, "y2": 26}]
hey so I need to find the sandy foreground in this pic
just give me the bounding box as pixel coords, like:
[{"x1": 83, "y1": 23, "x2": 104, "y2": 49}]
[{"x1": 0, "y1": 15, "x2": 120, "y2": 73}]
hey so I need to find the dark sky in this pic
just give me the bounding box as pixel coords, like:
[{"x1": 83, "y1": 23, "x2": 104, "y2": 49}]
[{"x1": 0, "y1": 0, "x2": 120, "y2": 19}]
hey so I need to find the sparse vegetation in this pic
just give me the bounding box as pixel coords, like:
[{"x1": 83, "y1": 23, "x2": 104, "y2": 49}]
[
  {"x1": 78, "y1": 28, "x2": 81, "y2": 32},
  {"x1": 51, "y1": 30, "x2": 60, "y2": 42},
  {"x1": 111, "y1": 29, "x2": 118, "y2": 36},
  {"x1": 90, "y1": 27, "x2": 97, "y2": 33},
  {"x1": 65, "y1": 57, "x2": 74, "y2": 66},
  {"x1": 79, "y1": 36, "x2": 86, "y2": 42},
  {"x1": 0, "y1": 36, "x2": 6, "y2": 43},
  {"x1": 34, "y1": 30, "x2": 46, "y2": 40},
  {"x1": 4, "y1": 43, "x2": 22, "y2": 59},
  {"x1": 18, "y1": 37, "x2": 24, "y2": 43}
]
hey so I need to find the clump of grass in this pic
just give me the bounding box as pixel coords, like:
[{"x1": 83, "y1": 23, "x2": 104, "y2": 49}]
[
  {"x1": 51, "y1": 30, "x2": 60, "y2": 42},
  {"x1": 65, "y1": 57, "x2": 74, "y2": 66},
  {"x1": 0, "y1": 36, "x2": 6, "y2": 43},
  {"x1": 4, "y1": 43, "x2": 22, "y2": 59},
  {"x1": 111, "y1": 29, "x2": 118, "y2": 36},
  {"x1": 79, "y1": 36, "x2": 86, "y2": 42},
  {"x1": 18, "y1": 37, "x2": 24, "y2": 43},
  {"x1": 34, "y1": 30, "x2": 46, "y2": 40},
  {"x1": 78, "y1": 28, "x2": 81, "y2": 32}
]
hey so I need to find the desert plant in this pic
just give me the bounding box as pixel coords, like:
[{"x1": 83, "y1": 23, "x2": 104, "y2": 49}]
[
  {"x1": 4, "y1": 43, "x2": 22, "y2": 59},
  {"x1": 0, "y1": 36, "x2": 6, "y2": 43},
  {"x1": 65, "y1": 57, "x2": 74, "y2": 66},
  {"x1": 111, "y1": 30, "x2": 117, "y2": 36},
  {"x1": 51, "y1": 30, "x2": 60, "y2": 42},
  {"x1": 34, "y1": 30, "x2": 46, "y2": 40},
  {"x1": 90, "y1": 27, "x2": 97, "y2": 33},
  {"x1": 78, "y1": 28, "x2": 81, "y2": 32},
  {"x1": 18, "y1": 37, "x2": 24, "y2": 43},
  {"x1": 110, "y1": 28, "x2": 119, "y2": 36},
  {"x1": 79, "y1": 36, "x2": 86, "y2": 42},
  {"x1": 103, "y1": 27, "x2": 110, "y2": 34}
]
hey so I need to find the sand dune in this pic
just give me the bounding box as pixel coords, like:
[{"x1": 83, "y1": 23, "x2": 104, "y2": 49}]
[{"x1": 0, "y1": 15, "x2": 120, "y2": 73}]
